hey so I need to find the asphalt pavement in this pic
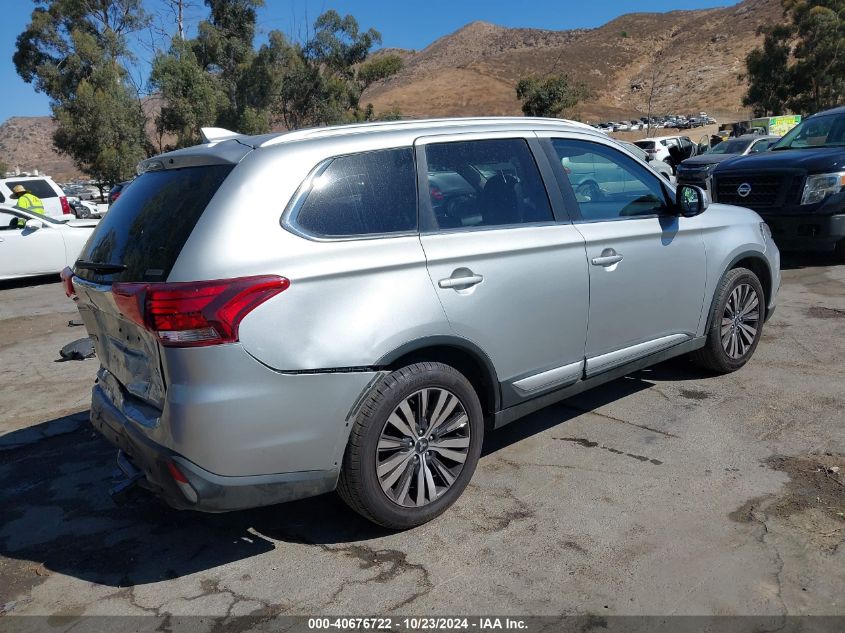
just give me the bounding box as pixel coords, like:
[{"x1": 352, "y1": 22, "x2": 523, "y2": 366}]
[{"x1": 0, "y1": 255, "x2": 843, "y2": 623}]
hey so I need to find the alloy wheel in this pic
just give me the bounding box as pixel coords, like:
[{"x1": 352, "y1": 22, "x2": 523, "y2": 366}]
[
  {"x1": 376, "y1": 388, "x2": 470, "y2": 508},
  {"x1": 721, "y1": 283, "x2": 760, "y2": 359}
]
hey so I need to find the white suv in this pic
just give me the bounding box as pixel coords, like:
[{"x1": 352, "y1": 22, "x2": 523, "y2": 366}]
[
  {"x1": 0, "y1": 176, "x2": 71, "y2": 218},
  {"x1": 634, "y1": 136, "x2": 698, "y2": 172}
]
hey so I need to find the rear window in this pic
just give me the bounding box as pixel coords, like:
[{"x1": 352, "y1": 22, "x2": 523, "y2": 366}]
[
  {"x1": 75, "y1": 165, "x2": 232, "y2": 283},
  {"x1": 288, "y1": 148, "x2": 417, "y2": 238},
  {"x1": 634, "y1": 141, "x2": 655, "y2": 150},
  {"x1": 7, "y1": 179, "x2": 58, "y2": 198}
]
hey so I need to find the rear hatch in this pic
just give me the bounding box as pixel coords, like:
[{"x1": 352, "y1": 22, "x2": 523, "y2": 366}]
[{"x1": 73, "y1": 162, "x2": 236, "y2": 411}]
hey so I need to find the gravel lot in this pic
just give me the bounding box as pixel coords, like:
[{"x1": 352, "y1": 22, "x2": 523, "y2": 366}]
[{"x1": 1, "y1": 256, "x2": 843, "y2": 624}]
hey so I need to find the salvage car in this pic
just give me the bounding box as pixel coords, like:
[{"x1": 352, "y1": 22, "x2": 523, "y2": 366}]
[
  {"x1": 711, "y1": 106, "x2": 845, "y2": 255},
  {"x1": 634, "y1": 135, "x2": 698, "y2": 173},
  {"x1": 66, "y1": 118, "x2": 780, "y2": 529},
  {"x1": 0, "y1": 206, "x2": 97, "y2": 280},
  {"x1": 677, "y1": 134, "x2": 779, "y2": 191}
]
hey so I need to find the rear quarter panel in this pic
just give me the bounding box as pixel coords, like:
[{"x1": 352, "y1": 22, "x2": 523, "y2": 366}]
[{"x1": 168, "y1": 134, "x2": 451, "y2": 371}]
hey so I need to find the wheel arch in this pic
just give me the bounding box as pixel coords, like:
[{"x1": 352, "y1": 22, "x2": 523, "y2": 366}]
[
  {"x1": 705, "y1": 251, "x2": 772, "y2": 332},
  {"x1": 376, "y1": 336, "x2": 501, "y2": 414}
]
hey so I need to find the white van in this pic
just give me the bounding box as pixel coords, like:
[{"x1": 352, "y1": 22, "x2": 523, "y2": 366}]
[{"x1": 0, "y1": 176, "x2": 71, "y2": 219}]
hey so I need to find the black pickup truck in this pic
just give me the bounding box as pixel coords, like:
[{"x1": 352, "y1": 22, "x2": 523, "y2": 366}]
[{"x1": 711, "y1": 106, "x2": 845, "y2": 255}]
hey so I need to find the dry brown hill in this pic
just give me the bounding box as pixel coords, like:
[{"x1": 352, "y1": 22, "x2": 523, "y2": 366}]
[
  {"x1": 365, "y1": 0, "x2": 783, "y2": 122},
  {"x1": 0, "y1": 117, "x2": 78, "y2": 181},
  {"x1": 0, "y1": 98, "x2": 170, "y2": 182}
]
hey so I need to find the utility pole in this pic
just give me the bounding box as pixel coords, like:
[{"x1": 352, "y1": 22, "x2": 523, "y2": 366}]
[{"x1": 177, "y1": 0, "x2": 184, "y2": 40}]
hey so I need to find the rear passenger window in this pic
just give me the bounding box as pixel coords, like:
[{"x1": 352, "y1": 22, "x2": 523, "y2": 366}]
[
  {"x1": 424, "y1": 139, "x2": 553, "y2": 229},
  {"x1": 7, "y1": 180, "x2": 57, "y2": 198},
  {"x1": 291, "y1": 148, "x2": 416, "y2": 238}
]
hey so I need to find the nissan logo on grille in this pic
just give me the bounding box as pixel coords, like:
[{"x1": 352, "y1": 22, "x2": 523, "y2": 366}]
[{"x1": 737, "y1": 183, "x2": 752, "y2": 197}]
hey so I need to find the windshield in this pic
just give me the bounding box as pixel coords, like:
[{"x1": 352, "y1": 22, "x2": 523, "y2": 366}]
[
  {"x1": 772, "y1": 113, "x2": 845, "y2": 150},
  {"x1": 706, "y1": 139, "x2": 753, "y2": 155}
]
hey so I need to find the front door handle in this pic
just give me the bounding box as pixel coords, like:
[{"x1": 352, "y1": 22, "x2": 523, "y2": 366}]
[
  {"x1": 439, "y1": 272, "x2": 484, "y2": 289},
  {"x1": 591, "y1": 249, "x2": 623, "y2": 267}
]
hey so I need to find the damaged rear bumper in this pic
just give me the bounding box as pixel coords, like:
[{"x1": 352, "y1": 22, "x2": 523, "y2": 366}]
[{"x1": 90, "y1": 384, "x2": 338, "y2": 512}]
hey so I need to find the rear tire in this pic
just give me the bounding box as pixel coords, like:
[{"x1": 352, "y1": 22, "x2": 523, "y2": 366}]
[
  {"x1": 337, "y1": 362, "x2": 484, "y2": 529},
  {"x1": 691, "y1": 267, "x2": 765, "y2": 373}
]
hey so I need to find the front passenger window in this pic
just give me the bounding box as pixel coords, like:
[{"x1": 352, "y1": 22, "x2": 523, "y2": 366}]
[
  {"x1": 424, "y1": 139, "x2": 554, "y2": 230},
  {"x1": 552, "y1": 139, "x2": 669, "y2": 221}
]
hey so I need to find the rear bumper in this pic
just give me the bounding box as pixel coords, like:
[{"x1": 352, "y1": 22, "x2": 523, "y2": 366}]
[
  {"x1": 91, "y1": 384, "x2": 338, "y2": 511},
  {"x1": 88, "y1": 345, "x2": 382, "y2": 512},
  {"x1": 761, "y1": 213, "x2": 845, "y2": 251}
]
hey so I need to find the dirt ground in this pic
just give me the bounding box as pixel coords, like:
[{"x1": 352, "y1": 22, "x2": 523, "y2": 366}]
[{"x1": 0, "y1": 253, "x2": 843, "y2": 626}]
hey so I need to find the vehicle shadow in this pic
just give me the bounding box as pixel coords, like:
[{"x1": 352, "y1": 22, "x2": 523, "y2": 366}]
[
  {"x1": 779, "y1": 251, "x2": 841, "y2": 270},
  {"x1": 0, "y1": 412, "x2": 390, "y2": 595},
  {"x1": 483, "y1": 356, "x2": 701, "y2": 456},
  {"x1": 0, "y1": 357, "x2": 705, "y2": 592}
]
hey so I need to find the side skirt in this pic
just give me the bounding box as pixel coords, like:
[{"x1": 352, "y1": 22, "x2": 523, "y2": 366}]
[{"x1": 491, "y1": 336, "x2": 706, "y2": 429}]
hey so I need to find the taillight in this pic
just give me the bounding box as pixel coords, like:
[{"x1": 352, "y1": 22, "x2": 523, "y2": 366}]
[
  {"x1": 430, "y1": 186, "x2": 444, "y2": 201},
  {"x1": 112, "y1": 275, "x2": 289, "y2": 347},
  {"x1": 60, "y1": 196, "x2": 71, "y2": 215},
  {"x1": 60, "y1": 266, "x2": 76, "y2": 298},
  {"x1": 111, "y1": 191, "x2": 121, "y2": 204}
]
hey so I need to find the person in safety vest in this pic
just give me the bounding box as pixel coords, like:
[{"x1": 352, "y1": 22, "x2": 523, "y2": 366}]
[{"x1": 10, "y1": 184, "x2": 45, "y2": 228}]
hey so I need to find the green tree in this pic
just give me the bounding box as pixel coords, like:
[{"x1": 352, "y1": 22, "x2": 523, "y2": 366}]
[
  {"x1": 273, "y1": 11, "x2": 403, "y2": 129},
  {"x1": 14, "y1": 0, "x2": 150, "y2": 185},
  {"x1": 192, "y1": 0, "x2": 266, "y2": 131},
  {"x1": 150, "y1": 39, "x2": 223, "y2": 148},
  {"x1": 744, "y1": 0, "x2": 845, "y2": 115},
  {"x1": 516, "y1": 74, "x2": 591, "y2": 118},
  {"x1": 743, "y1": 25, "x2": 792, "y2": 116}
]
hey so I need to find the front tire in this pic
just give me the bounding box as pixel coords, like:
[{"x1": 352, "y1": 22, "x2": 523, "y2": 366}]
[
  {"x1": 691, "y1": 267, "x2": 765, "y2": 373},
  {"x1": 337, "y1": 362, "x2": 484, "y2": 529}
]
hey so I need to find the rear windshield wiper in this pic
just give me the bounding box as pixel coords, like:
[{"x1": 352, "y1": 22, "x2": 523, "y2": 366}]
[{"x1": 75, "y1": 260, "x2": 127, "y2": 273}]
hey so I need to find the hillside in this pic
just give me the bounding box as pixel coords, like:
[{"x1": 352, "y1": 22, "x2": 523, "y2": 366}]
[
  {"x1": 0, "y1": 98, "x2": 168, "y2": 182},
  {"x1": 0, "y1": 117, "x2": 78, "y2": 181},
  {"x1": 0, "y1": 0, "x2": 785, "y2": 179},
  {"x1": 364, "y1": 0, "x2": 783, "y2": 121}
]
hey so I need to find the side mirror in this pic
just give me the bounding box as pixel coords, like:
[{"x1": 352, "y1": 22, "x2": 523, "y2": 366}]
[
  {"x1": 25, "y1": 219, "x2": 44, "y2": 230},
  {"x1": 676, "y1": 184, "x2": 709, "y2": 217}
]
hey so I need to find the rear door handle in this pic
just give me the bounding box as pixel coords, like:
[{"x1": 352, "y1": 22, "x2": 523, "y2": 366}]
[
  {"x1": 591, "y1": 249, "x2": 624, "y2": 267},
  {"x1": 439, "y1": 273, "x2": 484, "y2": 289}
]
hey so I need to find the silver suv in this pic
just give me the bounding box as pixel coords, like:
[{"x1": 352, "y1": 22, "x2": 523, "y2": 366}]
[{"x1": 69, "y1": 117, "x2": 780, "y2": 528}]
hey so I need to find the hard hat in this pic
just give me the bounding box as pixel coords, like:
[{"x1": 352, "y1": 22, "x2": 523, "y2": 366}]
[{"x1": 11, "y1": 185, "x2": 27, "y2": 195}]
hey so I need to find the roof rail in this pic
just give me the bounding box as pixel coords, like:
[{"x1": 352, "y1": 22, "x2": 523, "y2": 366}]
[
  {"x1": 200, "y1": 127, "x2": 243, "y2": 143},
  {"x1": 258, "y1": 116, "x2": 597, "y2": 148}
]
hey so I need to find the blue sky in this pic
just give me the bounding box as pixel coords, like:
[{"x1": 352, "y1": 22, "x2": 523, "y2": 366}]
[{"x1": 1, "y1": 0, "x2": 728, "y2": 123}]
